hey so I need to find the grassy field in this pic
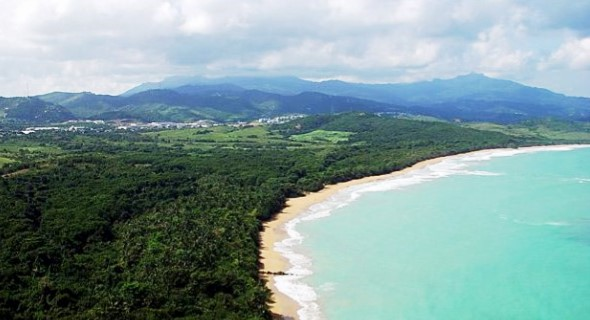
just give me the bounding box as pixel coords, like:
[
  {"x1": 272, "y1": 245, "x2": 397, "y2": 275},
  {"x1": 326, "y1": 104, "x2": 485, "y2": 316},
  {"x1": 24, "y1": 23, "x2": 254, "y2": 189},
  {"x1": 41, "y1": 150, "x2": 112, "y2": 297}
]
[
  {"x1": 146, "y1": 126, "x2": 284, "y2": 142},
  {"x1": 464, "y1": 122, "x2": 590, "y2": 141},
  {"x1": 1, "y1": 125, "x2": 355, "y2": 167},
  {"x1": 464, "y1": 123, "x2": 540, "y2": 138},
  {"x1": 143, "y1": 120, "x2": 590, "y2": 153},
  {"x1": 143, "y1": 125, "x2": 344, "y2": 149},
  {"x1": 0, "y1": 140, "x2": 64, "y2": 169},
  {"x1": 290, "y1": 129, "x2": 354, "y2": 143},
  {"x1": 0, "y1": 156, "x2": 15, "y2": 166},
  {"x1": 0, "y1": 143, "x2": 62, "y2": 154}
]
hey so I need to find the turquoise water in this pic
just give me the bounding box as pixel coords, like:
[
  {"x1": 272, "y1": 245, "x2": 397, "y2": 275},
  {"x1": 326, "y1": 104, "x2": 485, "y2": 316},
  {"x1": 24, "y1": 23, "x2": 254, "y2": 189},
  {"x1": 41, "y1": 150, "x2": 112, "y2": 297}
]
[{"x1": 279, "y1": 146, "x2": 590, "y2": 319}]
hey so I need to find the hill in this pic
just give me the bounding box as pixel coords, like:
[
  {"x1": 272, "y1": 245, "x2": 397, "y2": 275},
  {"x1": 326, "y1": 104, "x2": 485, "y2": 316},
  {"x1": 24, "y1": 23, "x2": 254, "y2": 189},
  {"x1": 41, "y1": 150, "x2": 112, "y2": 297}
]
[
  {"x1": 1, "y1": 74, "x2": 588, "y2": 124},
  {"x1": 125, "y1": 74, "x2": 590, "y2": 123},
  {"x1": 38, "y1": 92, "x2": 126, "y2": 118},
  {"x1": 0, "y1": 97, "x2": 76, "y2": 123},
  {"x1": 36, "y1": 88, "x2": 406, "y2": 123}
]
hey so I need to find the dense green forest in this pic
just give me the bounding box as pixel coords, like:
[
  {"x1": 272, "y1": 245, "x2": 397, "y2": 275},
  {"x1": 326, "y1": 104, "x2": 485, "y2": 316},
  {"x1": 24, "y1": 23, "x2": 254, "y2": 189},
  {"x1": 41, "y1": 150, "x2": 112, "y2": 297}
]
[{"x1": 1, "y1": 113, "x2": 588, "y2": 319}]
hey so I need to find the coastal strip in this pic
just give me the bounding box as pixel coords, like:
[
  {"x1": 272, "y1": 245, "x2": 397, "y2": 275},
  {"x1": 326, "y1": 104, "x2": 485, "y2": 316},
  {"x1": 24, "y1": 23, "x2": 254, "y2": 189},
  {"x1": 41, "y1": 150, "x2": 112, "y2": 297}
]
[
  {"x1": 259, "y1": 145, "x2": 590, "y2": 319},
  {"x1": 259, "y1": 155, "x2": 449, "y2": 319}
]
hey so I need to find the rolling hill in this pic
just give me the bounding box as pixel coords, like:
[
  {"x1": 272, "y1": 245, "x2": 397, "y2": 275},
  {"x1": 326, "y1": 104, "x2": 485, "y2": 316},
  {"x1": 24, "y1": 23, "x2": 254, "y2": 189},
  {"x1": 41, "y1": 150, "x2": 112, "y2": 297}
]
[
  {"x1": 1, "y1": 74, "x2": 589, "y2": 124},
  {"x1": 32, "y1": 88, "x2": 406, "y2": 123},
  {"x1": 0, "y1": 97, "x2": 76, "y2": 123},
  {"x1": 124, "y1": 73, "x2": 590, "y2": 123}
]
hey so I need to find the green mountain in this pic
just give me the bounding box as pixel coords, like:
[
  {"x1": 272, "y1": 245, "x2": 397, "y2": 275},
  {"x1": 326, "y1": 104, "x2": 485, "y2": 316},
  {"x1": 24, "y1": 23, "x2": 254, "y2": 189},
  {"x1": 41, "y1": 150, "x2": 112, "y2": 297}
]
[
  {"x1": 38, "y1": 92, "x2": 126, "y2": 118},
  {"x1": 1, "y1": 74, "x2": 589, "y2": 124},
  {"x1": 126, "y1": 74, "x2": 590, "y2": 123},
  {"x1": 0, "y1": 97, "x2": 76, "y2": 123},
  {"x1": 37, "y1": 88, "x2": 406, "y2": 123},
  {"x1": 121, "y1": 76, "x2": 311, "y2": 96}
]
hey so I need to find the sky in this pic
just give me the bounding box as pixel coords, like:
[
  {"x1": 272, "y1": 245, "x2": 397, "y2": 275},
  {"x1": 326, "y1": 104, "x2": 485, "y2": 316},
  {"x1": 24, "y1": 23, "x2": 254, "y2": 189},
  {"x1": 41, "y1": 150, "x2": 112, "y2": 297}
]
[{"x1": 1, "y1": 0, "x2": 589, "y2": 97}]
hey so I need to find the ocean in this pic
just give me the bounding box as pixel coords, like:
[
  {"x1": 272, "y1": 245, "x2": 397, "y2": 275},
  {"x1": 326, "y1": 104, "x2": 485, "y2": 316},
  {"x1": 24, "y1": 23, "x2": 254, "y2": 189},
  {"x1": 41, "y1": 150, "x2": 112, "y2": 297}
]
[{"x1": 274, "y1": 145, "x2": 590, "y2": 319}]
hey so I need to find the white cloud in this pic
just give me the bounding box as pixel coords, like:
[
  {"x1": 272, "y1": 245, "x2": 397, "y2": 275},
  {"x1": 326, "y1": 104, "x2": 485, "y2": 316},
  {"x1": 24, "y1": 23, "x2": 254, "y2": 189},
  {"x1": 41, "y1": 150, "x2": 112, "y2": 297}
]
[
  {"x1": 153, "y1": 2, "x2": 180, "y2": 25},
  {"x1": 0, "y1": 0, "x2": 589, "y2": 97},
  {"x1": 361, "y1": 36, "x2": 441, "y2": 69},
  {"x1": 326, "y1": 0, "x2": 427, "y2": 25},
  {"x1": 470, "y1": 24, "x2": 533, "y2": 71},
  {"x1": 544, "y1": 37, "x2": 590, "y2": 70}
]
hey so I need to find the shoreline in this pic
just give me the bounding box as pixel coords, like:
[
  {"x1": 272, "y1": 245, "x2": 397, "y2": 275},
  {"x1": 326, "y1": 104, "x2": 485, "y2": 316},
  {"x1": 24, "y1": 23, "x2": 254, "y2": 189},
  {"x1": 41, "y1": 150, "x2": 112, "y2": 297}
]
[
  {"x1": 259, "y1": 144, "x2": 590, "y2": 319},
  {"x1": 259, "y1": 154, "x2": 457, "y2": 319}
]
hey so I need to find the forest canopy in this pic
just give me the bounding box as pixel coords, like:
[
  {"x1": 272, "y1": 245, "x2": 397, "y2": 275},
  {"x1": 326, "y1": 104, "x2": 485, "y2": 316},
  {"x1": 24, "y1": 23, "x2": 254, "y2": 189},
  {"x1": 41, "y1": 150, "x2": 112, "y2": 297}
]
[{"x1": 0, "y1": 113, "x2": 585, "y2": 319}]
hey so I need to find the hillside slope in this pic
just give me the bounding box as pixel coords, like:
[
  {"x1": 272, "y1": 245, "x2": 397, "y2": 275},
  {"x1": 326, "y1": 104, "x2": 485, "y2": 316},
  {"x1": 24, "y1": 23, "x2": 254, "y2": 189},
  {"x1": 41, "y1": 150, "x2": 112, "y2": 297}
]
[
  {"x1": 1, "y1": 74, "x2": 588, "y2": 124},
  {"x1": 125, "y1": 74, "x2": 590, "y2": 123}
]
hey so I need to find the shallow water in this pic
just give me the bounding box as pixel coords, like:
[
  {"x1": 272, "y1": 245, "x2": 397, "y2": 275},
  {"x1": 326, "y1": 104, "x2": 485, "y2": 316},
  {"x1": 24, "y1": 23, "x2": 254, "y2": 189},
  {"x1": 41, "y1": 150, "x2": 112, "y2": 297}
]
[{"x1": 275, "y1": 146, "x2": 590, "y2": 319}]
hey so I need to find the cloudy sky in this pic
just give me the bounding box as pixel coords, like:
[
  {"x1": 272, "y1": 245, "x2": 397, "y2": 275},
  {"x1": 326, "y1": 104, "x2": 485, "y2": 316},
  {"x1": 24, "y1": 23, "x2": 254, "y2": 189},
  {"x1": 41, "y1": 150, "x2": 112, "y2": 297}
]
[{"x1": 1, "y1": 0, "x2": 589, "y2": 97}]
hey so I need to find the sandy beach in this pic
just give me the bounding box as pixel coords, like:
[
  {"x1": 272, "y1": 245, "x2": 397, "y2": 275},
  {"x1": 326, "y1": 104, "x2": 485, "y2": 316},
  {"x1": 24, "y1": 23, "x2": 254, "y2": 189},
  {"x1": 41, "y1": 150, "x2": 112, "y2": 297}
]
[
  {"x1": 260, "y1": 144, "x2": 590, "y2": 319},
  {"x1": 259, "y1": 155, "x2": 452, "y2": 319}
]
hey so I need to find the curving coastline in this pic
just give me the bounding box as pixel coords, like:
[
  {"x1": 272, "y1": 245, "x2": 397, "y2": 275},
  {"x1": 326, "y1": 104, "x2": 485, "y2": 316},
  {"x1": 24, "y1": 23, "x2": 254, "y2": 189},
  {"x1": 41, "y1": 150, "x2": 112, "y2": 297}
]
[
  {"x1": 259, "y1": 145, "x2": 590, "y2": 320},
  {"x1": 259, "y1": 155, "x2": 455, "y2": 319}
]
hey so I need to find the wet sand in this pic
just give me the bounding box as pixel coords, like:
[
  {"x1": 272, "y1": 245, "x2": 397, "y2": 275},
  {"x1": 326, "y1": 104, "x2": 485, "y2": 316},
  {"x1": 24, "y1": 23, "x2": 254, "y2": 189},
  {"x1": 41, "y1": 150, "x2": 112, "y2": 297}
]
[
  {"x1": 260, "y1": 145, "x2": 590, "y2": 319},
  {"x1": 259, "y1": 156, "x2": 450, "y2": 319}
]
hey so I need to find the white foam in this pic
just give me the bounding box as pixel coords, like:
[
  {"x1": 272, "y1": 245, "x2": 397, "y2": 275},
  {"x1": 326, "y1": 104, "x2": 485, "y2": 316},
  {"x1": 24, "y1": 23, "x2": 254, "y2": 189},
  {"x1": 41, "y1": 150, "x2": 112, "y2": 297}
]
[
  {"x1": 465, "y1": 170, "x2": 504, "y2": 176},
  {"x1": 274, "y1": 217, "x2": 320, "y2": 319},
  {"x1": 574, "y1": 178, "x2": 590, "y2": 184},
  {"x1": 318, "y1": 282, "x2": 337, "y2": 292},
  {"x1": 512, "y1": 219, "x2": 572, "y2": 227},
  {"x1": 543, "y1": 221, "x2": 571, "y2": 226},
  {"x1": 272, "y1": 144, "x2": 590, "y2": 320}
]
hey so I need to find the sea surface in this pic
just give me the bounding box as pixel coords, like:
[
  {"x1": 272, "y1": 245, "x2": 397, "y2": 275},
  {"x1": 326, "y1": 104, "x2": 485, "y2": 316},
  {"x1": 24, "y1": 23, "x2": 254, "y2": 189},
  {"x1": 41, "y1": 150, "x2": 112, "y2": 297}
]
[{"x1": 274, "y1": 145, "x2": 590, "y2": 320}]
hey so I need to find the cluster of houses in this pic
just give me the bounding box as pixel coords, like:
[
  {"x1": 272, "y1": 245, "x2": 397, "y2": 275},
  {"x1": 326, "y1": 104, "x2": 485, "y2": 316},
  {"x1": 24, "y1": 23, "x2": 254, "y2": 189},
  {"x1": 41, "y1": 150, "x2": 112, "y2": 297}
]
[
  {"x1": 256, "y1": 114, "x2": 305, "y2": 124},
  {"x1": 1, "y1": 114, "x2": 309, "y2": 137},
  {"x1": 114, "y1": 120, "x2": 216, "y2": 130}
]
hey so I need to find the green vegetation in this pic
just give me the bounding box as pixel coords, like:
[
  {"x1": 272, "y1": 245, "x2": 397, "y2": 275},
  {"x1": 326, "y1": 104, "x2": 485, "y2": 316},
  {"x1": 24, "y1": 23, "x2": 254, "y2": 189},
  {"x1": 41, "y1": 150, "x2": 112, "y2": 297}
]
[
  {"x1": 146, "y1": 125, "x2": 287, "y2": 145},
  {"x1": 0, "y1": 97, "x2": 75, "y2": 123},
  {"x1": 464, "y1": 119, "x2": 590, "y2": 142},
  {"x1": 28, "y1": 85, "x2": 394, "y2": 123},
  {"x1": 0, "y1": 113, "x2": 588, "y2": 319},
  {"x1": 0, "y1": 156, "x2": 14, "y2": 166},
  {"x1": 18, "y1": 74, "x2": 586, "y2": 124},
  {"x1": 142, "y1": 125, "x2": 305, "y2": 150},
  {"x1": 290, "y1": 130, "x2": 354, "y2": 143}
]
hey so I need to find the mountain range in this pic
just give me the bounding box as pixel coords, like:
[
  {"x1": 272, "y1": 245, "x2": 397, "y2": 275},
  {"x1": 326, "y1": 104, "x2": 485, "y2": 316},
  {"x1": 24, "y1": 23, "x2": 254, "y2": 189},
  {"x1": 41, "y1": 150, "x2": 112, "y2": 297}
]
[{"x1": 1, "y1": 73, "x2": 589, "y2": 124}]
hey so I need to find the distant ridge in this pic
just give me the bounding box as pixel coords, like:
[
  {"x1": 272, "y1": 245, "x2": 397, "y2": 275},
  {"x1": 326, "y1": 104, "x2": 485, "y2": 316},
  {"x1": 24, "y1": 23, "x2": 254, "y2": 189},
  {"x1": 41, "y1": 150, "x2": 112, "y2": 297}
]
[
  {"x1": 122, "y1": 76, "x2": 311, "y2": 97},
  {"x1": 35, "y1": 88, "x2": 406, "y2": 123},
  {"x1": 121, "y1": 74, "x2": 590, "y2": 122},
  {"x1": 1, "y1": 74, "x2": 589, "y2": 124}
]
